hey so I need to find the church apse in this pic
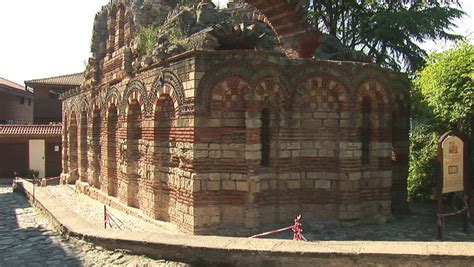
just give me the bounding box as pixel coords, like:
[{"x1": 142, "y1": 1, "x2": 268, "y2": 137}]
[{"x1": 60, "y1": 0, "x2": 409, "y2": 234}]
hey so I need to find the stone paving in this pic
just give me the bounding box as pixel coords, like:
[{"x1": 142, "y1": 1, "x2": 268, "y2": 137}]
[
  {"x1": 45, "y1": 184, "x2": 182, "y2": 234},
  {"x1": 304, "y1": 202, "x2": 474, "y2": 242},
  {"x1": 2, "y1": 177, "x2": 474, "y2": 266},
  {"x1": 257, "y1": 201, "x2": 474, "y2": 242},
  {"x1": 0, "y1": 183, "x2": 188, "y2": 267}
]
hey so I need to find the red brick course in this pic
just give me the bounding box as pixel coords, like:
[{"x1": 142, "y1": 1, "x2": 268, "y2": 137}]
[{"x1": 61, "y1": 0, "x2": 409, "y2": 235}]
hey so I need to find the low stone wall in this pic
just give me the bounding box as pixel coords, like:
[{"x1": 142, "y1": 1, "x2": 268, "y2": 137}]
[{"x1": 13, "y1": 178, "x2": 474, "y2": 267}]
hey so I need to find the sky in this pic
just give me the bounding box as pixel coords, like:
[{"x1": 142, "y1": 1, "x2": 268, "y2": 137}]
[{"x1": 0, "y1": 0, "x2": 472, "y2": 85}]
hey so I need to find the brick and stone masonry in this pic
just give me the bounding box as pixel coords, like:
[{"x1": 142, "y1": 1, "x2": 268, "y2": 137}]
[{"x1": 60, "y1": 0, "x2": 410, "y2": 235}]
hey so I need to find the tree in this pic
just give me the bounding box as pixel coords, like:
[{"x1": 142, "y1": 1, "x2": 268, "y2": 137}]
[
  {"x1": 415, "y1": 42, "x2": 473, "y2": 135},
  {"x1": 307, "y1": 0, "x2": 465, "y2": 72},
  {"x1": 409, "y1": 42, "x2": 473, "y2": 200}
]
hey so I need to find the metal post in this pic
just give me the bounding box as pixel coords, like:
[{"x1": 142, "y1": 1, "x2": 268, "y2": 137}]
[
  {"x1": 463, "y1": 197, "x2": 469, "y2": 233},
  {"x1": 32, "y1": 175, "x2": 36, "y2": 204},
  {"x1": 437, "y1": 136, "x2": 444, "y2": 240},
  {"x1": 463, "y1": 137, "x2": 470, "y2": 233},
  {"x1": 104, "y1": 205, "x2": 107, "y2": 229}
]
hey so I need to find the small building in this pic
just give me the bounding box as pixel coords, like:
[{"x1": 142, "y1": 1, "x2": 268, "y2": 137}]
[
  {"x1": 25, "y1": 73, "x2": 84, "y2": 124},
  {"x1": 0, "y1": 125, "x2": 62, "y2": 178},
  {"x1": 60, "y1": 0, "x2": 409, "y2": 234},
  {"x1": 0, "y1": 77, "x2": 33, "y2": 124},
  {"x1": 0, "y1": 74, "x2": 81, "y2": 178}
]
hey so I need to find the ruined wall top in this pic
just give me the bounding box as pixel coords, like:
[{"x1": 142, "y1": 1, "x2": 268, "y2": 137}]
[{"x1": 81, "y1": 0, "x2": 370, "y2": 88}]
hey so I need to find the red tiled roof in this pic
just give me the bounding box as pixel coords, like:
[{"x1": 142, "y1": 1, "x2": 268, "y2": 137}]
[
  {"x1": 25, "y1": 72, "x2": 84, "y2": 87},
  {"x1": 0, "y1": 77, "x2": 26, "y2": 91},
  {"x1": 0, "y1": 125, "x2": 62, "y2": 136}
]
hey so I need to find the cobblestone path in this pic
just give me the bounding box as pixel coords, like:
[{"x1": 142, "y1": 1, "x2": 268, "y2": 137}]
[{"x1": 0, "y1": 184, "x2": 187, "y2": 267}]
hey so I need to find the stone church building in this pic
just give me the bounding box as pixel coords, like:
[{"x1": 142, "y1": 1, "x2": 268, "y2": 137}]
[{"x1": 60, "y1": 0, "x2": 409, "y2": 234}]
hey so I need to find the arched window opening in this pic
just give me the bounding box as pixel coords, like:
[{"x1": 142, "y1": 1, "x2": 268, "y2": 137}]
[
  {"x1": 69, "y1": 112, "x2": 78, "y2": 182},
  {"x1": 107, "y1": 11, "x2": 116, "y2": 57},
  {"x1": 261, "y1": 108, "x2": 271, "y2": 167},
  {"x1": 116, "y1": 5, "x2": 125, "y2": 49},
  {"x1": 361, "y1": 98, "x2": 371, "y2": 165},
  {"x1": 92, "y1": 109, "x2": 101, "y2": 188},
  {"x1": 156, "y1": 95, "x2": 177, "y2": 166},
  {"x1": 107, "y1": 105, "x2": 118, "y2": 197},
  {"x1": 79, "y1": 111, "x2": 89, "y2": 183},
  {"x1": 126, "y1": 100, "x2": 141, "y2": 208}
]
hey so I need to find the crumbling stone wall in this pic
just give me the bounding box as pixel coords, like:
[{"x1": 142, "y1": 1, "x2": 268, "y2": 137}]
[
  {"x1": 60, "y1": 1, "x2": 409, "y2": 234},
  {"x1": 62, "y1": 51, "x2": 409, "y2": 234}
]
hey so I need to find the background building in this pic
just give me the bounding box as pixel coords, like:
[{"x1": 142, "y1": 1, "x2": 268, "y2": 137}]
[
  {"x1": 0, "y1": 74, "x2": 82, "y2": 178},
  {"x1": 0, "y1": 124, "x2": 62, "y2": 177},
  {"x1": 25, "y1": 73, "x2": 84, "y2": 124},
  {"x1": 0, "y1": 77, "x2": 33, "y2": 124}
]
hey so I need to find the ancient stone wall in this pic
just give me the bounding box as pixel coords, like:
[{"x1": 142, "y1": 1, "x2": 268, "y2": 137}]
[
  {"x1": 62, "y1": 50, "x2": 409, "y2": 234},
  {"x1": 63, "y1": 54, "x2": 197, "y2": 233},
  {"x1": 189, "y1": 52, "x2": 409, "y2": 233},
  {"x1": 60, "y1": 0, "x2": 409, "y2": 234}
]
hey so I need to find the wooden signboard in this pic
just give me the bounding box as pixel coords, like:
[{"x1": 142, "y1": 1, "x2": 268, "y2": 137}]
[
  {"x1": 437, "y1": 130, "x2": 470, "y2": 239},
  {"x1": 442, "y1": 135, "x2": 464, "y2": 193}
]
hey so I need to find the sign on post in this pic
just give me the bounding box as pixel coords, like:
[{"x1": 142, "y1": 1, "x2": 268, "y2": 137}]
[
  {"x1": 442, "y1": 135, "x2": 464, "y2": 193},
  {"x1": 437, "y1": 130, "x2": 470, "y2": 239}
]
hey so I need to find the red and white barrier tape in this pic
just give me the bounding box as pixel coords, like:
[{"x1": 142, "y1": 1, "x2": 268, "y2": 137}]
[{"x1": 250, "y1": 214, "x2": 308, "y2": 241}]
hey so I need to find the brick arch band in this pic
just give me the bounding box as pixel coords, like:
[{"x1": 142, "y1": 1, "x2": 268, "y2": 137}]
[
  {"x1": 105, "y1": 86, "x2": 121, "y2": 116},
  {"x1": 122, "y1": 79, "x2": 147, "y2": 118},
  {"x1": 150, "y1": 70, "x2": 185, "y2": 117}
]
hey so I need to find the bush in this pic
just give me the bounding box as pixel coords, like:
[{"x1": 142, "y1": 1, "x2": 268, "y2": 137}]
[
  {"x1": 137, "y1": 26, "x2": 160, "y2": 55},
  {"x1": 408, "y1": 43, "x2": 473, "y2": 201},
  {"x1": 407, "y1": 127, "x2": 439, "y2": 201}
]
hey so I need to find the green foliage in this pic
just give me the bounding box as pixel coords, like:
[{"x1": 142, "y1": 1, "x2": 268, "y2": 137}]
[
  {"x1": 408, "y1": 43, "x2": 473, "y2": 200},
  {"x1": 415, "y1": 42, "x2": 474, "y2": 132},
  {"x1": 307, "y1": 0, "x2": 465, "y2": 72},
  {"x1": 408, "y1": 128, "x2": 439, "y2": 201},
  {"x1": 166, "y1": 27, "x2": 187, "y2": 47},
  {"x1": 137, "y1": 26, "x2": 160, "y2": 55}
]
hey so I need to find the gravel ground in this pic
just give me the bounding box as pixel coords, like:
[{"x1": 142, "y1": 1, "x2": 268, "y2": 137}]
[
  {"x1": 46, "y1": 183, "x2": 474, "y2": 242},
  {"x1": 45, "y1": 184, "x2": 182, "y2": 234},
  {"x1": 254, "y1": 202, "x2": 474, "y2": 242},
  {"x1": 304, "y1": 202, "x2": 474, "y2": 242},
  {"x1": 11, "y1": 179, "x2": 474, "y2": 243}
]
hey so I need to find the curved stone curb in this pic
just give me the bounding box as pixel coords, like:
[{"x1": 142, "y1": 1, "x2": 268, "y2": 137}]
[{"x1": 14, "y1": 179, "x2": 474, "y2": 266}]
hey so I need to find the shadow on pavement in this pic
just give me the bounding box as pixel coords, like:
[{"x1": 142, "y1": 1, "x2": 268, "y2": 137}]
[{"x1": 0, "y1": 183, "x2": 82, "y2": 266}]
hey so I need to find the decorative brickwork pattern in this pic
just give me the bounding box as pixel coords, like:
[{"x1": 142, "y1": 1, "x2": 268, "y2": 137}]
[
  {"x1": 62, "y1": 51, "x2": 409, "y2": 235},
  {"x1": 60, "y1": 1, "x2": 409, "y2": 235}
]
